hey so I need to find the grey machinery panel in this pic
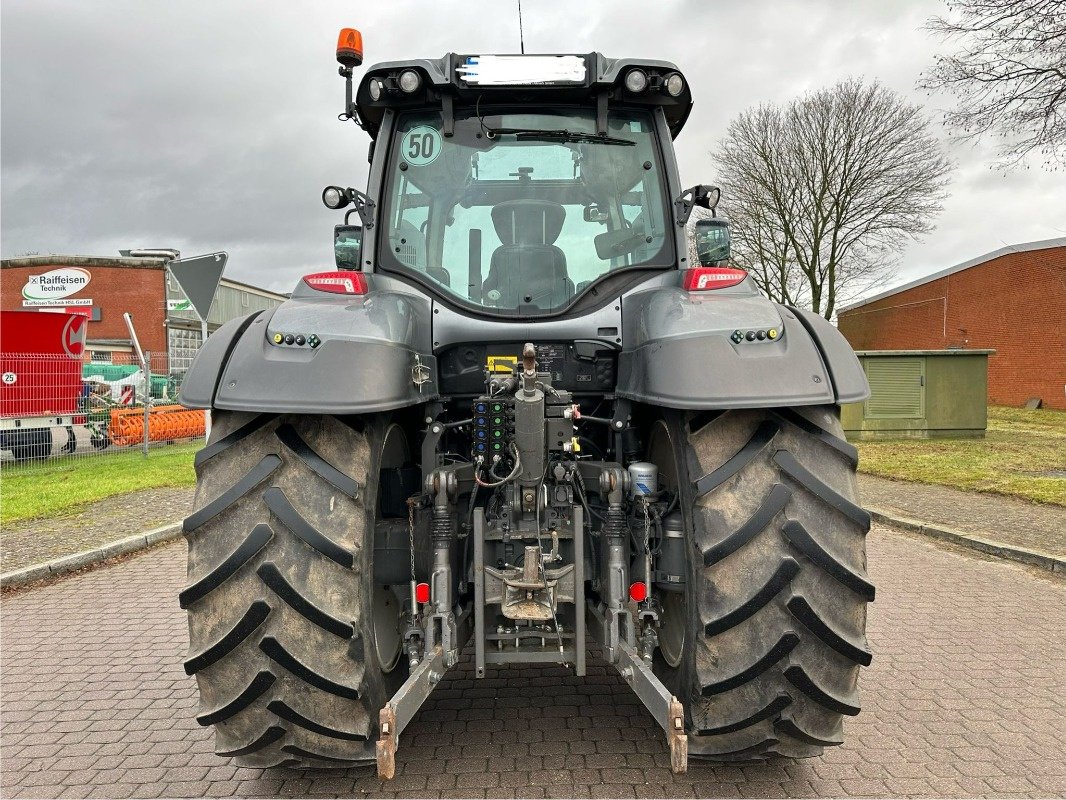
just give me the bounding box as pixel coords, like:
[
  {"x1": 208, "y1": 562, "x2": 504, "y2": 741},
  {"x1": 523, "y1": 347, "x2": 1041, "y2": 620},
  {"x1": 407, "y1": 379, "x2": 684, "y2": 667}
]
[
  {"x1": 181, "y1": 286, "x2": 438, "y2": 414},
  {"x1": 178, "y1": 312, "x2": 262, "y2": 409},
  {"x1": 615, "y1": 284, "x2": 869, "y2": 409}
]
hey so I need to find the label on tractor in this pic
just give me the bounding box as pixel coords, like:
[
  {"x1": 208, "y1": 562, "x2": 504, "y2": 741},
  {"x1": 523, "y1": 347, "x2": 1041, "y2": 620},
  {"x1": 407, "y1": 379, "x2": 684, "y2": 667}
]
[
  {"x1": 487, "y1": 355, "x2": 518, "y2": 374},
  {"x1": 401, "y1": 126, "x2": 443, "y2": 167},
  {"x1": 2, "y1": 372, "x2": 16, "y2": 385}
]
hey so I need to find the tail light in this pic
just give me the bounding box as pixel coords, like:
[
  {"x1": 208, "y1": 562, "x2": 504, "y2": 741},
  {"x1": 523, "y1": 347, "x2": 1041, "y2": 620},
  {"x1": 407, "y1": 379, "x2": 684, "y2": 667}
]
[
  {"x1": 415, "y1": 582, "x2": 431, "y2": 604},
  {"x1": 629, "y1": 582, "x2": 648, "y2": 603},
  {"x1": 303, "y1": 271, "x2": 367, "y2": 295},
  {"x1": 682, "y1": 267, "x2": 748, "y2": 291}
]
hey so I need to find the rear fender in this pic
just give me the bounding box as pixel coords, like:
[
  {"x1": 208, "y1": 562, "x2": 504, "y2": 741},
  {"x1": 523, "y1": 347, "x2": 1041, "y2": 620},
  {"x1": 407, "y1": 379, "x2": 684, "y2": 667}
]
[
  {"x1": 179, "y1": 289, "x2": 437, "y2": 414},
  {"x1": 616, "y1": 286, "x2": 868, "y2": 410}
]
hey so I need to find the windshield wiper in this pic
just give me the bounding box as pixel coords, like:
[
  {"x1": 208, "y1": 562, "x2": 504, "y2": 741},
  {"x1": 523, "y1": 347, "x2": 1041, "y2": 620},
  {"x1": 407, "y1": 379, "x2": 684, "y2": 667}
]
[{"x1": 486, "y1": 127, "x2": 635, "y2": 146}]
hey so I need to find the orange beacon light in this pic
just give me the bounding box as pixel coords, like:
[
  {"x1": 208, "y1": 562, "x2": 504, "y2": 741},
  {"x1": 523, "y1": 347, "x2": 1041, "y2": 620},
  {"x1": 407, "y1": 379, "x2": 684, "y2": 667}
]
[{"x1": 336, "y1": 28, "x2": 363, "y2": 67}]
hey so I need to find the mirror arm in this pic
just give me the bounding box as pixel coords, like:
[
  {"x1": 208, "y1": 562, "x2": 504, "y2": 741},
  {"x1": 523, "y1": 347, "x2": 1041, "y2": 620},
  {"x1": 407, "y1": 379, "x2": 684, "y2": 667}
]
[
  {"x1": 674, "y1": 186, "x2": 699, "y2": 226},
  {"x1": 345, "y1": 187, "x2": 376, "y2": 229},
  {"x1": 674, "y1": 185, "x2": 721, "y2": 226}
]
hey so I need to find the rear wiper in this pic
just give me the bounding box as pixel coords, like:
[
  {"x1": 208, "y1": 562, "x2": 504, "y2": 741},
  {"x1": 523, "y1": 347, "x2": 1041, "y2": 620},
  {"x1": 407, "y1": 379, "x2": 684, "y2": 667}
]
[{"x1": 486, "y1": 127, "x2": 635, "y2": 146}]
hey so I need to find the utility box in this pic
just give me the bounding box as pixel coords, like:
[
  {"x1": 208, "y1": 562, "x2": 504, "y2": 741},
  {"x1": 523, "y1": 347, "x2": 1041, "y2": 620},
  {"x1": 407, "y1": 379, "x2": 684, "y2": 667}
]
[{"x1": 841, "y1": 349, "x2": 994, "y2": 439}]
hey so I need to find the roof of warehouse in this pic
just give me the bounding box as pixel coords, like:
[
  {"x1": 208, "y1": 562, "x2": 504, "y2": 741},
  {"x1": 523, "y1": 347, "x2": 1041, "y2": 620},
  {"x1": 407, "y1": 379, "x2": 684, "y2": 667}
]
[
  {"x1": 1, "y1": 255, "x2": 168, "y2": 269},
  {"x1": 837, "y1": 237, "x2": 1066, "y2": 314}
]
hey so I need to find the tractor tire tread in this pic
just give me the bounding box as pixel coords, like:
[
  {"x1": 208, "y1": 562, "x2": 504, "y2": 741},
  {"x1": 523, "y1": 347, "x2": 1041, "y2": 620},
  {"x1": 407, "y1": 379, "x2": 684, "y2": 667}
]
[
  {"x1": 256, "y1": 561, "x2": 355, "y2": 639},
  {"x1": 183, "y1": 600, "x2": 271, "y2": 675},
  {"x1": 183, "y1": 454, "x2": 281, "y2": 533},
  {"x1": 196, "y1": 671, "x2": 277, "y2": 727},
  {"x1": 179, "y1": 524, "x2": 273, "y2": 609},
  {"x1": 659, "y1": 407, "x2": 872, "y2": 762},
  {"x1": 184, "y1": 412, "x2": 388, "y2": 769}
]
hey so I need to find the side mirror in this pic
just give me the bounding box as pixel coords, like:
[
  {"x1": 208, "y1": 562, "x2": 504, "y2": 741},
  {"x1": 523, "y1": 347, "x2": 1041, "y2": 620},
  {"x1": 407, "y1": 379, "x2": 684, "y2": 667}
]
[
  {"x1": 693, "y1": 218, "x2": 730, "y2": 265},
  {"x1": 334, "y1": 224, "x2": 363, "y2": 270}
]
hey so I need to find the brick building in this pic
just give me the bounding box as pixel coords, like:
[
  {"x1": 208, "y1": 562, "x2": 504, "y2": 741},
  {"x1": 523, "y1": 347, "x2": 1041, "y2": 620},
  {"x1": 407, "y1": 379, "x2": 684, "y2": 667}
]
[
  {"x1": 837, "y1": 238, "x2": 1066, "y2": 410},
  {"x1": 1, "y1": 255, "x2": 286, "y2": 371}
]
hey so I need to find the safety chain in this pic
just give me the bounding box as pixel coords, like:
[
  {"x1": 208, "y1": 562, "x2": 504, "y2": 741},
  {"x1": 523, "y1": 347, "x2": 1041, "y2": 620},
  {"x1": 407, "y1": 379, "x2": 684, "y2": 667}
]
[{"x1": 407, "y1": 496, "x2": 418, "y2": 584}]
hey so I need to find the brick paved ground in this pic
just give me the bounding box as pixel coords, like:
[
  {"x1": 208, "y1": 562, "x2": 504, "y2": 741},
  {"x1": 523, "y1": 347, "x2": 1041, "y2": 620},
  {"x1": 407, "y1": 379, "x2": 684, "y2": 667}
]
[
  {"x1": 2, "y1": 525, "x2": 1064, "y2": 798},
  {"x1": 859, "y1": 475, "x2": 1066, "y2": 556},
  {"x1": 1, "y1": 487, "x2": 193, "y2": 572}
]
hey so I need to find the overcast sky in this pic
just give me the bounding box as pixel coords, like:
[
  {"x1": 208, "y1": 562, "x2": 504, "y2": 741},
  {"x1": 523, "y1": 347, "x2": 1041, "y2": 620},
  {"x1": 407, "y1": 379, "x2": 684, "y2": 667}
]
[{"x1": 3, "y1": 0, "x2": 1064, "y2": 299}]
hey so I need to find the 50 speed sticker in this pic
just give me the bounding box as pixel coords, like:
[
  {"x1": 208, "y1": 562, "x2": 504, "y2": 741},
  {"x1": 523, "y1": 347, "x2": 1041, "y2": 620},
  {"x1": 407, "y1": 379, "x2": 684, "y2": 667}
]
[{"x1": 401, "y1": 126, "x2": 443, "y2": 167}]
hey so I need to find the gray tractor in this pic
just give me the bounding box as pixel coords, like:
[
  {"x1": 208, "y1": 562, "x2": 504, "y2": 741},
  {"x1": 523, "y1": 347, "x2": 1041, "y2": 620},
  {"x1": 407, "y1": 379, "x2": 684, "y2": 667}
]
[{"x1": 179, "y1": 31, "x2": 873, "y2": 777}]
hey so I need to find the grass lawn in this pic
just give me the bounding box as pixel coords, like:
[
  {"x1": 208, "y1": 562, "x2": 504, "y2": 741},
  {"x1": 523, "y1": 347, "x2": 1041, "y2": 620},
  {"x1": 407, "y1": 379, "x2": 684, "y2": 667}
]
[
  {"x1": 856, "y1": 406, "x2": 1066, "y2": 506},
  {"x1": 0, "y1": 442, "x2": 199, "y2": 525}
]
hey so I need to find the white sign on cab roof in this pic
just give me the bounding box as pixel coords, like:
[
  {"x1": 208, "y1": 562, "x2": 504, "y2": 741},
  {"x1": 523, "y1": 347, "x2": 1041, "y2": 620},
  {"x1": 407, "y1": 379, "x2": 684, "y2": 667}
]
[{"x1": 457, "y1": 55, "x2": 586, "y2": 86}]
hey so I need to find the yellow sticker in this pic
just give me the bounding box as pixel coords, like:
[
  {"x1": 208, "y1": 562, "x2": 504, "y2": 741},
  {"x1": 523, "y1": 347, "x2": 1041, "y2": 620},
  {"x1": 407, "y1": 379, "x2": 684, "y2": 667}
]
[{"x1": 487, "y1": 355, "x2": 519, "y2": 373}]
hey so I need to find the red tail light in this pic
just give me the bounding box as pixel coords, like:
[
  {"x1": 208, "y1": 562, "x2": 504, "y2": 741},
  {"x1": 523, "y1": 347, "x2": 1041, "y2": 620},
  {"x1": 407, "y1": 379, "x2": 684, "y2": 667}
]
[
  {"x1": 303, "y1": 271, "x2": 367, "y2": 295},
  {"x1": 415, "y1": 582, "x2": 431, "y2": 604},
  {"x1": 629, "y1": 582, "x2": 648, "y2": 603},
  {"x1": 682, "y1": 267, "x2": 748, "y2": 291}
]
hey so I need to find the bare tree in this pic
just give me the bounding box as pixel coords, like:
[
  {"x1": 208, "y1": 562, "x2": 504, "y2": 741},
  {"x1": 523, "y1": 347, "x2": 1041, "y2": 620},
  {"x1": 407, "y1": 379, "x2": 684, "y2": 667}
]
[
  {"x1": 920, "y1": 0, "x2": 1066, "y2": 166},
  {"x1": 713, "y1": 79, "x2": 953, "y2": 319}
]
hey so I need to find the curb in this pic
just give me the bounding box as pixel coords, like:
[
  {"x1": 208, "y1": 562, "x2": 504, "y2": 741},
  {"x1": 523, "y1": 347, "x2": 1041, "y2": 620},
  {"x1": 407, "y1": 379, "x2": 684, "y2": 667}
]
[
  {"x1": 869, "y1": 507, "x2": 1065, "y2": 574},
  {"x1": 0, "y1": 521, "x2": 183, "y2": 589}
]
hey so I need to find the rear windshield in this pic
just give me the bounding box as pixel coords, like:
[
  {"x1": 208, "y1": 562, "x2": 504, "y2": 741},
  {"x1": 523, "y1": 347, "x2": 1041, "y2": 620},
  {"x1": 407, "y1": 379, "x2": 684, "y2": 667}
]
[{"x1": 379, "y1": 107, "x2": 672, "y2": 315}]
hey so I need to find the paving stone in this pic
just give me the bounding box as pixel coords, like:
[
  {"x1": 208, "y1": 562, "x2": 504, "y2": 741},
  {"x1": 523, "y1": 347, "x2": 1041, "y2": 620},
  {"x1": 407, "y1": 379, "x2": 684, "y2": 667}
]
[{"x1": 2, "y1": 526, "x2": 1065, "y2": 798}]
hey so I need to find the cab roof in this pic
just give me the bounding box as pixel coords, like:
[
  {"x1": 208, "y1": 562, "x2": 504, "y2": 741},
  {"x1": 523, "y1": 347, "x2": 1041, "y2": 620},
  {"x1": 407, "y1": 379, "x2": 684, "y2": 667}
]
[{"x1": 353, "y1": 53, "x2": 693, "y2": 140}]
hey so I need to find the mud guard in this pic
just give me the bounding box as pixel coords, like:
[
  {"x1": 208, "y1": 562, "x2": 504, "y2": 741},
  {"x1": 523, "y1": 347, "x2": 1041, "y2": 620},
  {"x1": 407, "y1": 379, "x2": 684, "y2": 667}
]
[
  {"x1": 615, "y1": 288, "x2": 868, "y2": 409},
  {"x1": 179, "y1": 292, "x2": 438, "y2": 414}
]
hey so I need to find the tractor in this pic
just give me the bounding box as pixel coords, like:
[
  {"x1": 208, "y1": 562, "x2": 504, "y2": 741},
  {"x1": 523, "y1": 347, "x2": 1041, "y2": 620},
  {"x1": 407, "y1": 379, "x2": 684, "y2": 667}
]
[{"x1": 179, "y1": 29, "x2": 874, "y2": 777}]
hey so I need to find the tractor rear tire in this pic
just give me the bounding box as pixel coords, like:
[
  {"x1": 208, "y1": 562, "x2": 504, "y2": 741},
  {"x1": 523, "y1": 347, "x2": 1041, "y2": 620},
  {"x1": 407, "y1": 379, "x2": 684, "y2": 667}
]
[
  {"x1": 647, "y1": 406, "x2": 874, "y2": 761},
  {"x1": 182, "y1": 411, "x2": 407, "y2": 769}
]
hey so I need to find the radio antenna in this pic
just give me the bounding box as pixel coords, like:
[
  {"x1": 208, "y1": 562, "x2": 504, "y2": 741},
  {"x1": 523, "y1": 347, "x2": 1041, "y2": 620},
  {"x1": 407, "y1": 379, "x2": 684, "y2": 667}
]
[{"x1": 518, "y1": 0, "x2": 525, "y2": 54}]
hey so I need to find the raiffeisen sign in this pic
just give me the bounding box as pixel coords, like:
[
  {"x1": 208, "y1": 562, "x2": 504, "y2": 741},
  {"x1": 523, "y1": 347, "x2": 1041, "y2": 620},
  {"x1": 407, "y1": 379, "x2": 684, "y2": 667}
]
[{"x1": 21, "y1": 267, "x2": 93, "y2": 307}]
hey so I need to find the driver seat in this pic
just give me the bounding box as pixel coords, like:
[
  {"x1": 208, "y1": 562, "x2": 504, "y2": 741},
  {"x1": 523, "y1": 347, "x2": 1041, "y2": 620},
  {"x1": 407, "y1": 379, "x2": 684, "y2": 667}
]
[{"x1": 482, "y1": 200, "x2": 573, "y2": 308}]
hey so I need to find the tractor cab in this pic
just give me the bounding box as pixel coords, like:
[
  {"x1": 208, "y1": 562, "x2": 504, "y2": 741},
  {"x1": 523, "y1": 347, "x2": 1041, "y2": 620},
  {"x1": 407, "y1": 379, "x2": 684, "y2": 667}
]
[{"x1": 325, "y1": 41, "x2": 714, "y2": 317}]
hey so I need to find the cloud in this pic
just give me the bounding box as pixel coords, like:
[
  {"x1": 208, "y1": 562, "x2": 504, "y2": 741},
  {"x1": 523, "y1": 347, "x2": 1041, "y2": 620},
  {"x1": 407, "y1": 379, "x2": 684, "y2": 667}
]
[{"x1": 2, "y1": 0, "x2": 1063, "y2": 296}]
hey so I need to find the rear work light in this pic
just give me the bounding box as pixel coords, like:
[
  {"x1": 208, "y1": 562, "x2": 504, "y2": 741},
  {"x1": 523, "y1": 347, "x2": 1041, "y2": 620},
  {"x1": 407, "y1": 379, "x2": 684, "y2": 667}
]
[
  {"x1": 682, "y1": 267, "x2": 748, "y2": 291},
  {"x1": 303, "y1": 271, "x2": 367, "y2": 295}
]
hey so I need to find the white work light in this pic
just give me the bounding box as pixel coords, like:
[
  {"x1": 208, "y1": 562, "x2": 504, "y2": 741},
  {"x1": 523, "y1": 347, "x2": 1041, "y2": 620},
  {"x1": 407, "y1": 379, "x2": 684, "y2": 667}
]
[
  {"x1": 624, "y1": 69, "x2": 648, "y2": 93},
  {"x1": 322, "y1": 186, "x2": 349, "y2": 210},
  {"x1": 664, "y1": 73, "x2": 685, "y2": 97},
  {"x1": 398, "y1": 70, "x2": 422, "y2": 93}
]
